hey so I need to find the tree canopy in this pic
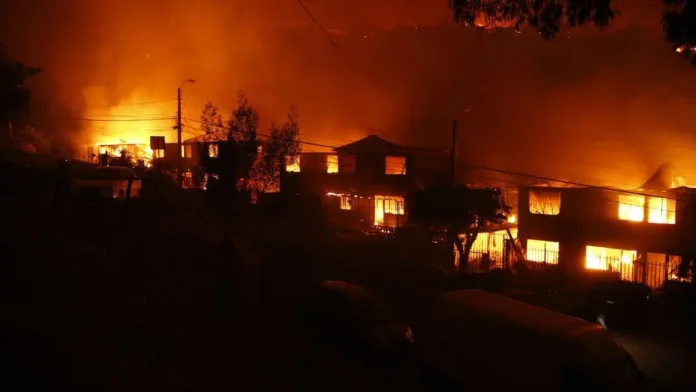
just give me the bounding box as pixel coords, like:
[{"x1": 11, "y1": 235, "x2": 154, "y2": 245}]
[
  {"x1": 200, "y1": 100, "x2": 224, "y2": 141},
  {"x1": 664, "y1": 1, "x2": 696, "y2": 63},
  {"x1": 448, "y1": 0, "x2": 696, "y2": 62},
  {"x1": 408, "y1": 185, "x2": 510, "y2": 270},
  {"x1": 227, "y1": 91, "x2": 259, "y2": 143},
  {"x1": 247, "y1": 107, "x2": 301, "y2": 195},
  {"x1": 447, "y1": 0, "x2": 617, "y2": 39}
]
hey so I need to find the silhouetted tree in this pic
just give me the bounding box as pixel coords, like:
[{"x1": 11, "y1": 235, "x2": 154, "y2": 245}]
[
  {"x1": 408, "y1": 185, "x2": 509, "y2": 272},
  {"x1": 447, "y1": 0, "x2": 617, "y2": 39},
  {"x1": 273, "y1": 106, "x2": 301, "y2": 170},
  {"x1": 227, "y1": 91, "x2": 259, "y2": 182},
  {"x1": 200, "y1": 92, "x2": 260, "y2": 194},
  {"x1": 0, "y1": 44, "x2": 41, "y2": 143},
  {"x1": 246, "y1": 107, "x2": 301, "y2": 197},
  {"x1": 448, "y1": 1, "x2": 696, "y2": 64},
  {"x1": 664, "y1": 1, "x2": 696, "y2": 64},
  {"x1": 200, "y1": 100, "x2": 224, "y2": 141},
  {"x1": 227, "y1": 91, "x2": 259, "y2": 143}
]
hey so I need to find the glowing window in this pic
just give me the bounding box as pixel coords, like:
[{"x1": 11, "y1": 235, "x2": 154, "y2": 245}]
[
  {"x1": 286, "y1": 156, "x2": 300, "y2": 173},
  {"x1": 208, "y1": 144, "x2": 219, "y2": 158},
  {"x1": 374, "y1": 195, "x2": 405, "y2": 225},
  {"x1": 618, "y1": 194, "x2": 645, "y2": 222},
  {"x1": 647, "y1": 197, "x2": 676, "y2": 224},
  {"x1": 181, "y1": 145, "x2": 192, "y2": 158},
  {"x1": 327, "y1": 155, "x2": 338, "y2": 173},
  {"x1": 153, "y1": 149, "x2": 165, "y2": 158},
  {"x1": 529, "y1": 190, "x2": 561, "y2": 215},
  {"x1": 586, "y1": 245, "x2": 637, "y2": 282},
  {"x1": 339, "y1": 154, "x2": 356, "y2": 173},
  {"x1": 340, "y1": 195, "x2": 352, "y2": 210},
  {"x1": 526, "y1": 239, "x2": 559, "y2": 264},
  {"x1": 385, "y1": 156, "x2": 406, "y2": 175}
]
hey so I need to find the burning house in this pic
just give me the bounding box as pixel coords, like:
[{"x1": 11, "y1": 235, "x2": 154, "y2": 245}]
[
  {"x1": 517, "y1": 163, "x2": 696, "y2": 290},
  {"x1": 281, "y1": 135, "x2": 451, "y2": 233}
]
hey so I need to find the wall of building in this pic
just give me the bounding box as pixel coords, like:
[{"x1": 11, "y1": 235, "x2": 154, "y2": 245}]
[{"x1": 518, "y1": 186, "x2": 684, "y2": 272}]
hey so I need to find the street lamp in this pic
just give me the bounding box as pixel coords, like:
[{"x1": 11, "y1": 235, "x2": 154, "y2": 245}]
[{"x1": 177, "y1": 79, "x2": 196, "y2": 188}]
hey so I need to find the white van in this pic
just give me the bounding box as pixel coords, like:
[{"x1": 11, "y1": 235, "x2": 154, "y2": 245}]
[{"x1": 416, "y1": 290, "x2": 651, "y2": 391}]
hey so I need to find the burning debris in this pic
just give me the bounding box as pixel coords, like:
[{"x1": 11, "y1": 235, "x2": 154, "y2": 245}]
[{"x1": 91, "y1": 142, "x2": 154, "y2": 167}]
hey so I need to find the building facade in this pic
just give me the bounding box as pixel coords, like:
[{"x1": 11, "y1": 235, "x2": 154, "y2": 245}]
[
  {"x1": 517, "y1": 183, "x2": 696, "y2": 290},
  {"x1": 281, "y1": 135, "x2": 451, "y2": 231}
]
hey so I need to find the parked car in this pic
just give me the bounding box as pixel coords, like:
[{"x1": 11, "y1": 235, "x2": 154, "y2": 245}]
[
  {"x1": 73, "y1": 166, "x2": 142, "y2": 200},
  {"x1": 305, "y1": 280, "x2": 414, "y2": 362},
  {"x1": 416, "y1": 289, "x2": 651, "y2": 391}
]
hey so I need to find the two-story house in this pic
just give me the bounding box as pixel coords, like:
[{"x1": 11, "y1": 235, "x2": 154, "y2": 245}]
[
  {"x1": 517, "y1": 164, "x2": 696, "y2": 290},
  {"x1": 281, "y1": 135, "x2": 451, "y2": 230}
]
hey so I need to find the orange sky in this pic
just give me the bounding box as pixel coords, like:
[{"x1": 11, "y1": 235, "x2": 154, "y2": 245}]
[{"x1": 2, "y1": 0, "x2": 696, "y2": 188}]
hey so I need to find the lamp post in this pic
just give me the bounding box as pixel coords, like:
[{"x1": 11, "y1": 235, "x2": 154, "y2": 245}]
[{"x1": 177, "y1": 79, "x2": 196, "y2": 188}]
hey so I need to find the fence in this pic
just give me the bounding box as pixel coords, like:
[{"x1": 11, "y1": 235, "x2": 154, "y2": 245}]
[
  {"x1": 587, "y1": 255, "x2": 691, "y2": 290},
  {"x1": 466, "y1": 243, "x2": 691, "y2": 290}
]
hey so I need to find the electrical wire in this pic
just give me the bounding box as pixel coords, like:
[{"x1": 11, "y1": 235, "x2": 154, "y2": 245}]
[
  {"x1": 85, "y1": 99, "x2": 177, "y2": 109},
  {"x1": 294, "y1": 0, "x2": 339, "y2": 50},
  {"x1": 72, "y1": 117, "x2": 175, "y2": 122},
  {"x1": 181, "y1": 117, "x2": 689, "y2": 203}
]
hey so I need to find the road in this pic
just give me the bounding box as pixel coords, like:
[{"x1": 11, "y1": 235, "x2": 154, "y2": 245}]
[{"x1": 612, "y1": 322, "x2": 696, "y2": 391}]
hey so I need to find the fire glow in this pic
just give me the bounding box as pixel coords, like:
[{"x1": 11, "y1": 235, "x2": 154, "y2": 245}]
[{"x1": 81, "y1": 87, "x2": 178, "y2": 165}]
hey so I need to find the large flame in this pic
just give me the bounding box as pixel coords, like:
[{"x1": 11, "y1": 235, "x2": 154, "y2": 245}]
[{"x1": 82, "y1": 86, "x2": 178, "y2": 145}]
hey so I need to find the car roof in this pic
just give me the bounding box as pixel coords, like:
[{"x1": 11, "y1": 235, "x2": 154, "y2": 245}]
[
  {"x1": 319, "y1": 280, "x2": 373, "y2": 302},
  {"x1": 440, "y1": 289, "x2": 593, "y2": 336},
  {"x1": 435, "y1": 290, "x2": 629, "y2": 367}
]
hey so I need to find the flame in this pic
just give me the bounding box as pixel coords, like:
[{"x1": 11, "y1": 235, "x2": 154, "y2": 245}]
[
  {"x1": 286, "y1": 156, "x2": 301, "y2": 172},
  {"x1": 327, "y1": 155, "x2": 338, "y2": 173},
  {"x1": 474, "y1": 13, "x2": 516, "y2": 29},
  {"x1": 675, "y1": 45, "x2": 696, "y2": 53},
  {"x1": 586, "y1": 246, "x2": 637, "y2": 281},
  {"x1": 618, "y1": 195, "x2": 644, "y2": 222},
  {"x1": 82, "y1": 87, "x2": 180, "y2": 166}
]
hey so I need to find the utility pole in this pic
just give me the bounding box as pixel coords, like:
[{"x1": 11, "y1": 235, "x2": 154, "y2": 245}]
[
  {"x1": 177, "y1": 86, "x2": 183, "y2": 188},
  {"x1": 451, "y1": 118, "x2": 457, "y2": 187},
  {"x1": 176, "y1": 79, "x2": 195, "y2": 188}
]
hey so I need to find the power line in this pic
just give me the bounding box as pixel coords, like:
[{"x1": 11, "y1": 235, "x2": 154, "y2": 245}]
[
  {"x1": 294, "y1": 0, "x2": 339, "y2": 50},
  {"x1": 182, "y1": 117, "x2": 688, "y2": 200},
  {"x1": 72, "y1": 117, "x2": 175, "y2": 122},
  {"x1": 460, "y1": 163, "x2": 688, "y2": 201},
  {"x1": 182, "y1": 122, "x2": 338, "y2": 150},
  {"x1": 467, "y1": 172, "x2": 678, "y2": 213},
  {"x1": 86, "y1": 99, "x2": 177, "y2": 109}
]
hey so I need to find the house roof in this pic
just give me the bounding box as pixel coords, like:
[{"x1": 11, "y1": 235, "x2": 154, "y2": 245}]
[
  {"x1": 333, "y1": 134, "x2": 405, "y2": 153},
  {"x1": 184, "y1": 134, "x2": 214, "y2": 143},
  {"x1": 462, "y1": 168, "x2": 585, "y2": 189},
  {"x1": 638, "y1": 163, "x2": 686, "y2": 192}
]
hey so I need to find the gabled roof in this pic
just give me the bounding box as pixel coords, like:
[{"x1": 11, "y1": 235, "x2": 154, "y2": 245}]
[
  {"x1": 638, "y1": 163, "x2": 686, "y2": 192},
  {"x1": 333, "y1": 134, "x2": 405, "y2": 153}
]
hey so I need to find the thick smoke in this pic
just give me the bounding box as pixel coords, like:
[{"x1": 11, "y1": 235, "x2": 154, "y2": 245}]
[{"x1": 2, "y1": 0, "x2": 696, "y2": 188}]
